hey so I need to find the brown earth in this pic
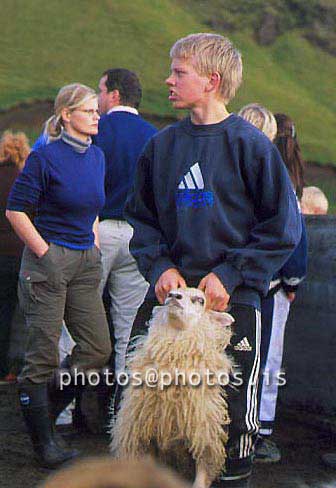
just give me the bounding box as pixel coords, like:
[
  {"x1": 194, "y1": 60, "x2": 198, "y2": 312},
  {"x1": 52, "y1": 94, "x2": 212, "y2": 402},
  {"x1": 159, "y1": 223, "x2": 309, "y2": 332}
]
[
  {"x1": 0, "y1": 100, "x2": 176, "y2": 134},
  {"x1": 1, "y1": 382, "x2": 336, "y2": 488}
]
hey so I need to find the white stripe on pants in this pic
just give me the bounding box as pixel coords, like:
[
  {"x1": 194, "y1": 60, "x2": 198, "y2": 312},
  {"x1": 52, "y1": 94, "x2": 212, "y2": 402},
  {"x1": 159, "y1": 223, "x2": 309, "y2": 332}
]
[
  {"x1": 259, "y1": 289, "x2": 290, "y2": 435},
  {"x1": 98, "y1": 220, "x2": 149, "y2": 375},
  {"x1": 240, "y1": 308, "x2": 261, "y2": 458}
]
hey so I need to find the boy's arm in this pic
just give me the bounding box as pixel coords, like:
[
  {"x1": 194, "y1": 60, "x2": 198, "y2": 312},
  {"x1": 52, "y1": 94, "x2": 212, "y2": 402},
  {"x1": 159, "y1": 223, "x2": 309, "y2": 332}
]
[
  {"x1": 124, "y1": 142, "x2": 177, "y2": 289},
  {"x1": 212, "y1": 146, "x2": 302, "y2": 297}
]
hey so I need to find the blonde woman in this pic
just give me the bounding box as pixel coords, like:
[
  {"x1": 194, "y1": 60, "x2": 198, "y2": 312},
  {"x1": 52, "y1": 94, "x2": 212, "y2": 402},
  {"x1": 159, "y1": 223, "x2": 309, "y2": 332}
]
[{"x1": 6, "y1": 83, "x2": 111, "y2": 468}]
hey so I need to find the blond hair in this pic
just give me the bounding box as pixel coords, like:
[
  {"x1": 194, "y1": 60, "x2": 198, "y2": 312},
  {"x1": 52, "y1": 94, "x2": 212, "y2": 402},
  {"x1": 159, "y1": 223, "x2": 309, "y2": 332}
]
[
  {"x1": 238, "y1": 103, "x2": 277, "y2": 141},
  {"x1": 170, "y1": 33, "x2": 242, "y2": 104},
  {"x1": 40, "y1": 457, "x2": 190, "y2": 488},
  {"x1": 301, "y1": 186, "x2": 328, "y2": 215},
  {"x1": 45, "y1": 83, "x2": 97, "y2": 139},
  {"x1": 0, "y1": 130, "x2": 30, "y2": 170}
]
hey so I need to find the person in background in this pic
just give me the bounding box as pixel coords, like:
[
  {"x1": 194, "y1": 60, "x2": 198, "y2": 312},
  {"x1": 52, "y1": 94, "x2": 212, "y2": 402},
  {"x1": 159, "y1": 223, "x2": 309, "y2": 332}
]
[
  {"x1": 301, "y1": 185, "x2": 328, "y2": 215},
  {"x1": 0, "y1": 131, "x2": 29, "y2": 383},
  {"x1": 94, "y1": 68, "x2": 156, "y2": 377},
  {"x1": 238, "y1": 103, "x2": 277, "y2": 142},
  {"x1": 239, "y1": 109, "x2": 307, "y2": 464},
  {"x1": 6, "y1": 83, "x2": 111, "y2": 468}
]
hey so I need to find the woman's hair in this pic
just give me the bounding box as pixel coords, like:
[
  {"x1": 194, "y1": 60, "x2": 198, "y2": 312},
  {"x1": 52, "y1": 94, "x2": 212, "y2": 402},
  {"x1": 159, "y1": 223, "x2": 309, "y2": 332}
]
[
  {"x1": 45, "y1": 83, "x2": 97, "y2": 139},
  {"x1": 274, "y1": 113, "x2": 305, "y2": 198},
  {"x1": 0, "y1": 130, "x2": 30, "y2": 169},
  {"x1": 39, "y1": 456, "x2": 190, "y2": 488},
  {"x1": 238, "y1": 103, "x2": 277, "y2": 142}
]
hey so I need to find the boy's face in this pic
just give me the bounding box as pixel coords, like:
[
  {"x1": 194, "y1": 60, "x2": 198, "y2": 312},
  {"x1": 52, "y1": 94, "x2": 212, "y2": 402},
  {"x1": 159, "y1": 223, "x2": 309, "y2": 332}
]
[{"x1": 166, "y1": 57, "x2": 210, "y2": 110}]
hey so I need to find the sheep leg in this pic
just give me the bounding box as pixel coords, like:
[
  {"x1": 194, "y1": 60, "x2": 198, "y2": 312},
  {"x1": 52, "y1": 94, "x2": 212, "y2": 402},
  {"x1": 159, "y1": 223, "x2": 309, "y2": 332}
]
[{"x1": 193, "y1": 461, "x2": 212, "y2": 488}]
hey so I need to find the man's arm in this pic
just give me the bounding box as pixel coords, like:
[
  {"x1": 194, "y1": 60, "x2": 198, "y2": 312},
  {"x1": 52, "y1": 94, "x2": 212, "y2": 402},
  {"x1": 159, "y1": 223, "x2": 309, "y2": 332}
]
[{"x1": 212, "y1": 145, "x2": 302, "y2": 298}]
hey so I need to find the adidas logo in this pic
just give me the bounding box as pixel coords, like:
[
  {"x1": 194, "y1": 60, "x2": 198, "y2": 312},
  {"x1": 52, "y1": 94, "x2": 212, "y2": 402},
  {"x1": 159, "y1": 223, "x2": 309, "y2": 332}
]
[
  {"x1": 178, "y1": 162, "x2": 204, "y2": 189},
  {"x1": 234, "y1": 337, "x2": 252, "y2": 352}
]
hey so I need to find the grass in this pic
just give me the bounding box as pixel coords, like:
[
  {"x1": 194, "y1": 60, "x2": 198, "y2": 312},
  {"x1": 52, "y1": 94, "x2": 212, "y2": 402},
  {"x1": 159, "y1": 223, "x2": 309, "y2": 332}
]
[{"x1": 0, "y1": 1, "x2": 335, "y2": 168}]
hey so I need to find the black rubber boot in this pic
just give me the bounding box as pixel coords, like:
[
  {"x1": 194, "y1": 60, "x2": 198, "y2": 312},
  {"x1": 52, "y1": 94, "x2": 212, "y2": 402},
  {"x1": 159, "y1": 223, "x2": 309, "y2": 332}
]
[
  {"x1": 96, "y1": 366, "x2": 115, "y2": 435},
  {"x1": 48, "y1": 365, "x2": 78, "y2": 446},
  {"x1": 48, "y1": 372, "x2": 76, "y2": 421},
  {"x1": 19, "y1": 382, "x2": 79, "y2": 469}
]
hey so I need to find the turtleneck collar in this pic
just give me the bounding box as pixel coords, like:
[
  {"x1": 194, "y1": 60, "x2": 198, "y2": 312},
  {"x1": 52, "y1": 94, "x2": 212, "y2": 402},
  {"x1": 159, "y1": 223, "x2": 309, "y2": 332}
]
[{"x1": 61, "y1": 130, "x2": 92, "y2": 153}]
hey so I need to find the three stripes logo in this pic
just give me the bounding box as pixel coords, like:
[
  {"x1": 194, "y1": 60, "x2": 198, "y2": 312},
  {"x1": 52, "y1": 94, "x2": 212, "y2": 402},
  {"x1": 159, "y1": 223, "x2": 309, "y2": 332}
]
[
  {"x1": 176, "y1": 162, "x2": 214, "y2": 209},
  {"x1": 234, "y1": 337, "x2": 252, "y2": 352},
  {"x1": 178, "y1": 162, "x2": 204, "y2": 190}
]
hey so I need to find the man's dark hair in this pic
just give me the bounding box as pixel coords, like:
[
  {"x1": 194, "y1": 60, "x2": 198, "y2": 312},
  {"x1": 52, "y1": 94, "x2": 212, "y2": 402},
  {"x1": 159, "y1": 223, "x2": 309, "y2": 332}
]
[{"x1": 103, "y1": 68, "x2": 142, "y2": 109}]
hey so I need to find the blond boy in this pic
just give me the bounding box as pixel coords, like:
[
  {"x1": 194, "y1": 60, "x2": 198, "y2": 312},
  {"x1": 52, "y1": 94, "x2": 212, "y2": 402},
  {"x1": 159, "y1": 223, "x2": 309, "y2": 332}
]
[{"x1": 125, "y1": 33, "x2": 301, "y2": 487}]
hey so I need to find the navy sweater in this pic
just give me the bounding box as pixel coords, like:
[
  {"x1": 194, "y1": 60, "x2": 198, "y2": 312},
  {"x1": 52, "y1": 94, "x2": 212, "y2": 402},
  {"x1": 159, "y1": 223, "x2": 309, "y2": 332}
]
[
  {"x1": 93, "y1": 111, "x2": 157, "y2": 220},
  {"x1": 125, "y1": 114, "x2": 302, "y2": 308},
  {"x1": 7, "y1": 139, "x2": 105, "y2": 249}
]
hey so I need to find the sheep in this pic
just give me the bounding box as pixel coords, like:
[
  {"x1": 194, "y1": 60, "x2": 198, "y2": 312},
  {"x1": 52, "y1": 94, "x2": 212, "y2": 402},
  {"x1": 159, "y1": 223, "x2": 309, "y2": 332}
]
[{"x1": 110, "y1": 287, "x2": 234, "y2": 488}]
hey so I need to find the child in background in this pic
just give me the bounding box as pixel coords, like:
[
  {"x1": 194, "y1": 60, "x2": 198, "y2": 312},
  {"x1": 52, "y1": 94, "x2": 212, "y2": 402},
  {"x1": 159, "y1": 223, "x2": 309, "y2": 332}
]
[{"x1": 301, "y1": 186, "x2": 328, "y2": 215}]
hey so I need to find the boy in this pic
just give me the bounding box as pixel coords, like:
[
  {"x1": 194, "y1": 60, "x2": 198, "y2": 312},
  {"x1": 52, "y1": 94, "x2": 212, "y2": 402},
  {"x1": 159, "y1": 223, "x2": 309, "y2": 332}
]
[{"x1": 124, "y1": 33, "x2": 301, "y2": 487}]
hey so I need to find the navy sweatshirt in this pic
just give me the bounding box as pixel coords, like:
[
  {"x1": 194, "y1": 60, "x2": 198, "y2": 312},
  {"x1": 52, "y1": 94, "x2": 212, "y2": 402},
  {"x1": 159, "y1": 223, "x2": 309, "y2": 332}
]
[
  {"x1": 125, "y1": 114, "x2": 302, "y2": 308},
  {"x1": 93, "y1": 111, "x2": 157, "y2": 220},
  {"x1": 7, "y1": 139, "x2": 105, "y2": 249}
]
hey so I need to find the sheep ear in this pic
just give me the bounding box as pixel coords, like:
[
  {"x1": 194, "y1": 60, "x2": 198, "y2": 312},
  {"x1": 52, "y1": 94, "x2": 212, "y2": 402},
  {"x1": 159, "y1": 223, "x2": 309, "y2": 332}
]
[{"x1": 208, "y1": 310, "x2": 235, "y2": 326}]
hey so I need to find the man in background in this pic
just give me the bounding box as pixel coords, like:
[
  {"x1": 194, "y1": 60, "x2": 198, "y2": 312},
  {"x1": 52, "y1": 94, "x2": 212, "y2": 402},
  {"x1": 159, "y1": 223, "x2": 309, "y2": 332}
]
[{"x1": 94, "y1": 68, "x2": 157, "y2": 376}]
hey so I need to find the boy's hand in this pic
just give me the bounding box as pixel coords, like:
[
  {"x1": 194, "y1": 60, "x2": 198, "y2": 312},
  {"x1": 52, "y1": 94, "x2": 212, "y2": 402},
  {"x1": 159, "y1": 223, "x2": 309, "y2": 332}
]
[
  {"x1": 155, "y1": 268, "x2": 187, "y2": 304},
  {"x1": 286, "y1": 291, "x2": 296, "y2": 303},
  {"x1": 198, "y1": 272, "x2": 230, "y2": 311}
]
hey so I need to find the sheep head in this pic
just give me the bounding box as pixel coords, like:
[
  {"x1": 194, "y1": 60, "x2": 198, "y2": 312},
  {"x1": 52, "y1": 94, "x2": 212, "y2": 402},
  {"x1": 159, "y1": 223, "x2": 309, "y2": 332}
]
[{"x1": 161, "y1": 287, "x2": 234, "y2": 332}]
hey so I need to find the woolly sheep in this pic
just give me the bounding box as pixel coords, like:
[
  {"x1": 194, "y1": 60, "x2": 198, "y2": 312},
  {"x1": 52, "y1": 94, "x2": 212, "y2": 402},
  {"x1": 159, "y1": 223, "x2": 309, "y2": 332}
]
[{"x1": 111, "y1": 288, "x2": 234, "y2": 488}]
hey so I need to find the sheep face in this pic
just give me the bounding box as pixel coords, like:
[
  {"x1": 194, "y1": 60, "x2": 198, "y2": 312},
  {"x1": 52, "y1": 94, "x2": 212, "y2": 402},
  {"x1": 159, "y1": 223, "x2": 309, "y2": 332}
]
[{"x1": 164, "y1": 288, "x2": 206, "y2": 330}]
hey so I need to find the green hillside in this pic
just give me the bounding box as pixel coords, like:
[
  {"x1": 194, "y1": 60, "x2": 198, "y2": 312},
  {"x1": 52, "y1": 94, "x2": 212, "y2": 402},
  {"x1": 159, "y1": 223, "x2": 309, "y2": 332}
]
[{"x1": 0, "y1": 0, "x2": 336, "y2": 165}]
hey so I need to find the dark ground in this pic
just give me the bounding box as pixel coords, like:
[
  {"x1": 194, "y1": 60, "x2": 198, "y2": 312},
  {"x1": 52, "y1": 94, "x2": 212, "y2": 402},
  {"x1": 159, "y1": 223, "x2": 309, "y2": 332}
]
[{"x1": 1, "y1": 383, "x2": 336, "y2": 488}]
